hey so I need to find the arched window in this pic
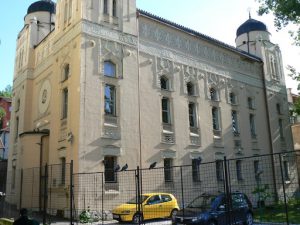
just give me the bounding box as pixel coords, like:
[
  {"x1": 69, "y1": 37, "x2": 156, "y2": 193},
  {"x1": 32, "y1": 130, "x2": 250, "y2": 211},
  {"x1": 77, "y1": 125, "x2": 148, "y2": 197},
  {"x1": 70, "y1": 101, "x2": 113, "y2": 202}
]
[
  {"x1": 160, "y1": 76, "x2": 169, "y2": 90},
  {"x1": 112, "y1": 0, "x2": 117, "y2": 17},
  {"x1": 210, "y1": 88, "x2": 218, "y2": 101},
  {"x1": 104, "y1": 61, "x2": 116, "y2": 77},
  {"x1": 63, "y1": 64, "x2": 70, "y2": 81},
  {"x1": 187, "y1": 82, "x2": 194, "y2": 96}
]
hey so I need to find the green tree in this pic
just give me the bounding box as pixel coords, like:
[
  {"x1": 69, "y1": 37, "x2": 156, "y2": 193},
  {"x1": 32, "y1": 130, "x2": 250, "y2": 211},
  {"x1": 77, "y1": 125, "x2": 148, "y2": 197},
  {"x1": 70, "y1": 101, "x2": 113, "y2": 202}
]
[
  {"x1": 257, "y1": 0, "x2": 300, "y2": 45},
  {"x1": 0, "y1": 85, "x2": 12, "y2": 97}
]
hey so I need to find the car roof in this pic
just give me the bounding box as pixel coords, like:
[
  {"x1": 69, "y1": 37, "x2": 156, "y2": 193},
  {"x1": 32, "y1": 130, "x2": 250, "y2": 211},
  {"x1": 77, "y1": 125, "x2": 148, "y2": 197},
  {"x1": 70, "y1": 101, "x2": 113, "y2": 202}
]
[{"x1": 142, "y1": 193, "x2": 174, "y2": 196}]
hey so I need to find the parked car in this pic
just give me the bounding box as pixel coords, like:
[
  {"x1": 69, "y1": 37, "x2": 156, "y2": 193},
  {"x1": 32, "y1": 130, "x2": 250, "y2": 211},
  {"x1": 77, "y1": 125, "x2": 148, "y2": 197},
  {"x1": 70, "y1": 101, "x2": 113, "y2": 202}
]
[
  {"x1": 112, "y1": 192, "x2": 179, "y2": 223},
  {"x1": 173, "y1": 192, "x2": 253, "y2": 225}
]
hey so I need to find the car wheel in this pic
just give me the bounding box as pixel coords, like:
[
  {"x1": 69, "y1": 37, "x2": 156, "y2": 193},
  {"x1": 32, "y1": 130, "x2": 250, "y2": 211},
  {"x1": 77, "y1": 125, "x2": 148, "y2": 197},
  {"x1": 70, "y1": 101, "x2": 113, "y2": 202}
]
[
  {"x1": 132, "y1": 213, "x2": 143, "y2": 224},
  {"x1": 244, "y1": 212, "x2": 253, "y2": 225},
  {"x1": 208, "y1": 220, "x2": 216, "y2": 225},
  {"x1": 170, "y1": 209, "x2": 178, "y2": 220}
]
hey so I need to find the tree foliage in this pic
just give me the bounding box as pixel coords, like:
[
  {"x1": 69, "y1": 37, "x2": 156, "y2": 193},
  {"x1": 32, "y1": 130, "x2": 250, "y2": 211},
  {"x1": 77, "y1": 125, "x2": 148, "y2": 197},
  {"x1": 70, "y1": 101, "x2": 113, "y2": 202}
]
[
  {"x1": 0, "y1": 85, "x2": 12, "y2": 98},
  {"x1": 257, "y1": 0, "x2": 300, "y2": 45}
]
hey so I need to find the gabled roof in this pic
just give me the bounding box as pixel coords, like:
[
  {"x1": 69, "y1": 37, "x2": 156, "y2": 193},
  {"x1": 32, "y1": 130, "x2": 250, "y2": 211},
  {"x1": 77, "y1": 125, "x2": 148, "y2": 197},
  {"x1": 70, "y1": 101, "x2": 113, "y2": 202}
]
[{"x1": 137, "y1": 9, "x2": 262, "y2": 62}]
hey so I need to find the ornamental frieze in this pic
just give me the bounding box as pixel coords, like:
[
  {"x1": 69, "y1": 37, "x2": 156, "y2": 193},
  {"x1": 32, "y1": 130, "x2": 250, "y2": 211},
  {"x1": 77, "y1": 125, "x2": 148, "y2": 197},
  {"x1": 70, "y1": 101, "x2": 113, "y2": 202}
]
[{"x1": 139, "y1": 21, "x2": 261, "y2": 75}]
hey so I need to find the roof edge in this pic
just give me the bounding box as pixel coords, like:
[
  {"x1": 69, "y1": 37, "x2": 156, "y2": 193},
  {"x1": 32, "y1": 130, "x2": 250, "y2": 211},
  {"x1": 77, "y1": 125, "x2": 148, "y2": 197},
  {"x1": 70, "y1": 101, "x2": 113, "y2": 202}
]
[{"x1": 137, "y1": 9, "x2": 262, "y2": 62}]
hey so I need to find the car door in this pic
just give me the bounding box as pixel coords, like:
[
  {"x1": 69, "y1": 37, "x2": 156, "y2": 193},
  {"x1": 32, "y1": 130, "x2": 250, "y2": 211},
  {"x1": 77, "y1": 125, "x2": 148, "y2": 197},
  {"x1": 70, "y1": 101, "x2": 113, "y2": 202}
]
[
  {"x1": 143, "y1": 194, "x2": 162, "y2": 220},
  {"x1": 160, "y1": 194, "x2": 174, "y2": 217},
  {"x1": 231, "y1": 193, "x2": 245, "y2": 224}
]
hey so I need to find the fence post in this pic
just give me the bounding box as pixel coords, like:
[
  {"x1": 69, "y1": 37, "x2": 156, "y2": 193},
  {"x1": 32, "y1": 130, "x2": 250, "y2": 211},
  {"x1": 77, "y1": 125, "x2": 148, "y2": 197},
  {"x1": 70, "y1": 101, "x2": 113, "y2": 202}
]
[
  {"x1": 180, "y1": 166, "x2": 185, "y2": 217},
  {"x1": 70, "y1": 160, "x2": 74, "y2": 225},
  {"x1": 136, "y1": 166, "x2": 141, "y2": 225},
  {"x1": 43, "y1": 164, "x2": 48, "y2": 225},
  {"x1": 223, "y1": 157, "x2": 232, "y2": 225},
  {"x1": 19, "y1": 169, "x2": 23, "y2": 209},
  {"x1": 278, "y1": 153, "x2": 289, "y2": 225},
  {"x1": 101, "y1": 172, "x2": 104, "y2": 225}
]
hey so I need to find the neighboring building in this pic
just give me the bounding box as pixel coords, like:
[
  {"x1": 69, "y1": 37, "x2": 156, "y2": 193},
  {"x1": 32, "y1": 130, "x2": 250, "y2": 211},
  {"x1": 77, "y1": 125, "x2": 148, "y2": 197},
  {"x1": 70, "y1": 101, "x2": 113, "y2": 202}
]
[
  {"x1": 287, "y1": 88, "x2": 300, "y2": 183},
  {"x1": 7, "y1": 0, "x2": 294, "y2": 214},
  {"x1": 0, "y1": 96, "x2": 11, "y2": 160}
]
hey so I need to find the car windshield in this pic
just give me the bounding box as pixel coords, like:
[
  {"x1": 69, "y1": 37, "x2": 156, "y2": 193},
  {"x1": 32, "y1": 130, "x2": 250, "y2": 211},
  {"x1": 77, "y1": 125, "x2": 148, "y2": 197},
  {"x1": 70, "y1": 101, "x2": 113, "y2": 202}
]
[
  {"x1": 127, "y1": 195, "x2": 149, "y2": 204},
  {"x1": 188, "y1": 195, "x2": 217, "y2": 209}
]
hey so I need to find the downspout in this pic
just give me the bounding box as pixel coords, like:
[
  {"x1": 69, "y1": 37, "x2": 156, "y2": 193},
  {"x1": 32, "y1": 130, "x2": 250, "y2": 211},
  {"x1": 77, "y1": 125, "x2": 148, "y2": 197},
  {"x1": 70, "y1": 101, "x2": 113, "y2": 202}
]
[{"x1": 261, "y1": 61, "x2": 279, "y2": 201}]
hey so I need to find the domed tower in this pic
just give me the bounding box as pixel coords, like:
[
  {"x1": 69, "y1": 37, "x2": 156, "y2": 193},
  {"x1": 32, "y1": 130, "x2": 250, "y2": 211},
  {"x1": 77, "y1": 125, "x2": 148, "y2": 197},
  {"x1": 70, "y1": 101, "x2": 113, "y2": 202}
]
[
  {"x1": 24, "y1": 0, "x2": 56, "y2": 47},
  {"x1": 235, "y1": 15, "x2": 270, "y2": 58}
]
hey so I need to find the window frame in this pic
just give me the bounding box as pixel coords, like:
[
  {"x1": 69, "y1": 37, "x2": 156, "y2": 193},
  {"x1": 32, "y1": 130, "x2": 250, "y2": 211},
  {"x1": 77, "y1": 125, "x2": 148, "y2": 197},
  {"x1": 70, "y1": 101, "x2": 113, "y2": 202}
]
[
  {"x1": 104, "y1": 156, "x2": 117, "y2": 183},
  {"x1": 236, "y1": 160, "x2": 243, "y2": 181},
  {"x1": 162, "y1": 97, "x2": 171, "y2": 124},
  {"x1": 229, "y1": 92, "x2": 237, "y2": 105},
  {"x1": 188, "y1": 102, "x2": 197, "y2": 128},
  {"x1": 232, "y1": 110, "x2": 239, "y2": 135},
  {"x1": 103, "y1": 0, "x2": 108, "y2": 14},
  {"x1": 192, "y1": 159, "x2": 201, "y2": 182},
  {"x1": 187, "y1": 82, "x2": 195, "y2": 96},
  {"x1": 104, "y1": 61, "x2": 116, "y2": 78},
  {"x1": 249, "y1": 113, "x2": 256, "y2": 138},
  {"x1": 104, "y1": 84, "x2": 116, "y2": 116},
  {"x1": 160, "y1": 76, "x2": 169, "y2": 91},
  {"x1": 164, "y1": 158, "x2": 173, "y2": 182},
  {"x1": 62, "y1": 88, "x2": 68, "y2": 119},
  {"x1": 212, "y1": 107, "x2": 220, "y2": 131},
  {"x1": 216, "y1": 160, "x2": 224, "y2": 181},
  {"x1": 210, "y1": 87, "x2": 218, "y2": 101},
  {"x1": 112, "y1": 0, "x2": 117, "y2": 17}
]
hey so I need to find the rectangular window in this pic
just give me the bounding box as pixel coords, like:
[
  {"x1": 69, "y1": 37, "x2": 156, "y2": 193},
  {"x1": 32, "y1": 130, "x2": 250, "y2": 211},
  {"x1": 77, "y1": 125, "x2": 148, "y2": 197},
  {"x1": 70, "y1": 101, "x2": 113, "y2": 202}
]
[
  {"x1": 189, "y1": 102, "x2": 197, "y2": 128},
  {"x1": 62, "y1": 88, "x2": 68, "y2": 119},
  {"x1": 254, "y1": 160, "x2": 260, "y2": 181},
  {"x1": 212, "y1": 107, "x2": 220, "y2": 130},
  {"x1": 15, "y1": 117, "x2": 19, "y2": 141},
  {"x1": 279, "y1": 119, "x2": 284, "y2": 139},
  {"x1": 216, "y1": 160, "x2": 223, "y2": 181},
  {"x1": 162, "y1": 97, "x2": 171, "y2": 124},
  {"x1": 60, "y1": 157, "x2": 66, "y2": 185},
  {"x1": 249, "y1": 114, "x2": 256, "y2": 138},
  {"x1": 12, "y1": 165, "x2": 16, "y2": 189},
  {"x1": 232, "y1": 110, "x2": 239, "y2": 135},
  {"x1": 104, "y1": 61, "x2": 116, "y2": 77},
  {"x1": 248, "y1": 97, "x2": 254, "y2": 109},
  {"x1": 103, "y1": 0, "x2": 108, "y2": 14},
  {"x1": 104, "y1": 156, "x2": 117, "y2": 183},
  {"x1": 192, "y1": 159, "x2": 200, "y2": 182},
  {"x1": 236, "y1": 160, "x2": 243, "y2": 181},
  {"x1": 164, "y1": 158, "x2": 173, "y2": 182},
  {"x1": 283, "y1": 161, "x2": 290, "y2": 181},
  {"x1": 105, "y1": 84, "x2": 116, "y2": 115}
]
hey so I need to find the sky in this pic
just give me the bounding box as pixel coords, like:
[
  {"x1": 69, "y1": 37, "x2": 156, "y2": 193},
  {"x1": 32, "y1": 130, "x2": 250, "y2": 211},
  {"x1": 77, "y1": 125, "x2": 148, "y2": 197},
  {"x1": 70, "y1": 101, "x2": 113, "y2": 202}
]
[{"x1": 0, "y1": 0, "x2": 299, "y2": 94}]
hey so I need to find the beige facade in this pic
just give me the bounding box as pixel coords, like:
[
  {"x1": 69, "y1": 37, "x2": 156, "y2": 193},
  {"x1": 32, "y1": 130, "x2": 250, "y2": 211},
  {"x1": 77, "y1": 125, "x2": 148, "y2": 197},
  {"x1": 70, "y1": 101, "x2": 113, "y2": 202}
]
[{"x1": 7, "y1": 0, "x2": 295, "y2": 213}]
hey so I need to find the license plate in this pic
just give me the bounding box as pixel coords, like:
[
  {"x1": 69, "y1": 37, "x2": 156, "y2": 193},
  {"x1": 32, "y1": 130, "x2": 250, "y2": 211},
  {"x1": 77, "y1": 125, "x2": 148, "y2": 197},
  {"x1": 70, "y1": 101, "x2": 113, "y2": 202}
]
[{"x1": 113, "y1": 214, "x2": 120, "y2": 219}]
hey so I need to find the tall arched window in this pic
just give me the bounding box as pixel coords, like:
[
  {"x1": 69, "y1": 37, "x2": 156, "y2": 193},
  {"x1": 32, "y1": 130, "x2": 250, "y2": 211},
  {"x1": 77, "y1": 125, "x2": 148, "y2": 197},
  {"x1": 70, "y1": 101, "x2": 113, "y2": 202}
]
[{"x1": 112, "y1": 0, "x2": 117, "y2": 17}]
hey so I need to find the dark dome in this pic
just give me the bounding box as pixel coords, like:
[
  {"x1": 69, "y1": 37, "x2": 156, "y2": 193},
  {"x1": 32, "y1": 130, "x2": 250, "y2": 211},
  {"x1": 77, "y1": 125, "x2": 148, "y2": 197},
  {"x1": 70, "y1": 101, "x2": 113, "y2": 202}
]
[
  {"x1": 27, "y1": 1, "x2": 56, "y2": 15},
  {"x1": 236, "y1": 18, "x2": 268, "y2": 37}
]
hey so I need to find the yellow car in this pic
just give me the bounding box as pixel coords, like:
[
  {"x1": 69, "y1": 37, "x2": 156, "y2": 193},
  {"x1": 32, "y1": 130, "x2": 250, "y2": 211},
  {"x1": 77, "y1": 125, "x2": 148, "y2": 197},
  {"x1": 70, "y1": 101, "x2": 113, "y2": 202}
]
[{"x1": 112, "y1": 192, "x2": 179, "y2": 223}]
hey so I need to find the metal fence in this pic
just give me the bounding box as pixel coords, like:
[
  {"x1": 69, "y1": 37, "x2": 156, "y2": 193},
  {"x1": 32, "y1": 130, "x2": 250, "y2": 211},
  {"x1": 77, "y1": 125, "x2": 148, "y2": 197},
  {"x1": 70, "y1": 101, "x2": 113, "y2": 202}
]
[{"x1": 0, "y1": 151, "x2": 299, "y2": 225}]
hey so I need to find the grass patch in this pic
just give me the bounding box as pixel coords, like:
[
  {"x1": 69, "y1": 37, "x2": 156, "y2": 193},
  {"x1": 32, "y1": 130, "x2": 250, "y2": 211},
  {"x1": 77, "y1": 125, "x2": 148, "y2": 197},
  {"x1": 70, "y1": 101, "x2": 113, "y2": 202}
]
[{"x1": 254, "y1": 203, "x2": 300, "y2": 224}]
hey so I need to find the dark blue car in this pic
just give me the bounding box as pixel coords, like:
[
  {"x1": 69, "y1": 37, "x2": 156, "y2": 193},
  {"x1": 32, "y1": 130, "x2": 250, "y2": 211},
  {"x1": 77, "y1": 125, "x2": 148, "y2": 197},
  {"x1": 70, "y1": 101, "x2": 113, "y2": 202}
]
[{"x1": 173, "y1": 192, "x2": 253, "y2": 225}]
